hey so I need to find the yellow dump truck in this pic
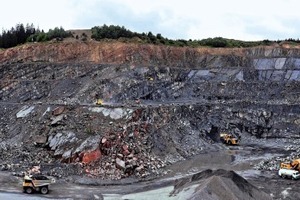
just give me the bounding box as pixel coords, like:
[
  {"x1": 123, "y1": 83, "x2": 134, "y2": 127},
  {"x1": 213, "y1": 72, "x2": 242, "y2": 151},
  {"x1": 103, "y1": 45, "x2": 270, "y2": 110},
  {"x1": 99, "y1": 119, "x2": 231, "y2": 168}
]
[
  {"x1": 220, "y1": 133, "x2": 239, "y2": 145},
  {"x1": 23, "y1": 174, "x2": 55, "y2": 194}
]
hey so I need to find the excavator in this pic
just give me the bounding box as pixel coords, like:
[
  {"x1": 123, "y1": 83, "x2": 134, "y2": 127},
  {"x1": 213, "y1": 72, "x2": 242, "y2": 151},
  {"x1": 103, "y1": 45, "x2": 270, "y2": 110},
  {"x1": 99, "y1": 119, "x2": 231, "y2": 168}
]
[
  {"x1": 279, "y1": 159, "x2": 300, "y2": 180},
  {"x1": 220, "y1": 133, "x2": 239, "y2": 145},
  {"x1": 280, "y1": 159, "x2": 300, "y2": 171}
]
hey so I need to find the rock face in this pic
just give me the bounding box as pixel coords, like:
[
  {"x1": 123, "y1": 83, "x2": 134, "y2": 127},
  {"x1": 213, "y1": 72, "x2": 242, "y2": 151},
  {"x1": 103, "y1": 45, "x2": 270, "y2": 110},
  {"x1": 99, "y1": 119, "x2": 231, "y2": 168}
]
[{"x1": 0, "y1": 41, "x2": 300, "y2": 179}]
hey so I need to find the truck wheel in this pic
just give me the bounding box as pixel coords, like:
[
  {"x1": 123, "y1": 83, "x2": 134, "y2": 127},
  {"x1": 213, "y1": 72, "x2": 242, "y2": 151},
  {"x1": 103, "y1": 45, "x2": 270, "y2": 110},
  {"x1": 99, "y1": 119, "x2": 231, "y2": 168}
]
[
  {"x1": 282, "y1": 175, "x2": 286, "y2": 179},
  {"x1": 40, "y1": 186, "x2": 49, "y2": 194},
  {"x1": 25, "y1": 187, "x2": 33, "y2": 194}
]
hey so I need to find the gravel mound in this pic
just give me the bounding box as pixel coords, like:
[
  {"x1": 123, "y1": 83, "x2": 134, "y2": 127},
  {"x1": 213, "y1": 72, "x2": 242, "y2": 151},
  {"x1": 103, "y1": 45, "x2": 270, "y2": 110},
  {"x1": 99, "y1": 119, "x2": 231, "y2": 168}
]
[{"x1": 171, "y1": 169, "x2": 272, "y2": 200}]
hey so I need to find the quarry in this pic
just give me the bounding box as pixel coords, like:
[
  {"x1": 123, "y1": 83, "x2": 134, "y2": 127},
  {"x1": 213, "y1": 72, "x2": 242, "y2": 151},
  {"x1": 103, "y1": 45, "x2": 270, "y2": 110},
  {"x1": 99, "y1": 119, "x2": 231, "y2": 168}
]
[{"x1": 1, "y1": 40, "x2": 300, "y2": 199}]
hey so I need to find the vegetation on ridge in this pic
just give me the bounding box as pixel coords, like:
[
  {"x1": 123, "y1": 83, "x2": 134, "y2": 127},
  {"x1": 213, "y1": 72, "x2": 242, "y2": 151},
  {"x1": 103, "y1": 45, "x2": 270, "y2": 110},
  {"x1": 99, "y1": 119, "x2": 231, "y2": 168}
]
[
  {"x1": 0, "y1": 23, "x2": 71, "y2": 48},
  {"x1": 1, "y1": 23, "x2": 300, "y2": 49}
]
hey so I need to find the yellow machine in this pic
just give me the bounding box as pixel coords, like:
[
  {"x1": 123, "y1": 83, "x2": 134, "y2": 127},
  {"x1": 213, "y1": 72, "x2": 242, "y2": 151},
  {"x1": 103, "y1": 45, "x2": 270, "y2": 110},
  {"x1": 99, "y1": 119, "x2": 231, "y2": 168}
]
[
  {"x1": 220, "y1": 133, "x2": 239, "y2": 145},
  {"x1": 96, "y1": 99, "x2": 103, "y2": 105},
  {"x1": 23, "y1": 175, "x2": 54, "y2": 194},
  {"x1": 280, "y1": 159, "x2": 300, "y2": 171}
]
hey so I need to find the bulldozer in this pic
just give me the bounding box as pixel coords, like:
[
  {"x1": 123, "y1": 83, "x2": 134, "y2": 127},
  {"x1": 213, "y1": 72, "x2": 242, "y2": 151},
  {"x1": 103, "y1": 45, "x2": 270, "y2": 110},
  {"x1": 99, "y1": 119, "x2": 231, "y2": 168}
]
[
  {"x1": 220, "y1": 133, "x2": 239, "y2": 145},
  {"x1": 23, "y1": 174, "x2": 55, "y2": 194},
  {"x1": 280, "y1": 159, "x2": 300, "y2": 171}
]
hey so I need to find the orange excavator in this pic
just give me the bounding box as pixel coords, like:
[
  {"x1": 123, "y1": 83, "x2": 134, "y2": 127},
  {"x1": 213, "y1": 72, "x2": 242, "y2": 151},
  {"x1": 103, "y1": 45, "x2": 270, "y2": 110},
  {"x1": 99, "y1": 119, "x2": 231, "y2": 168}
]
[{"x1": 280, "y1": 159, "x2": 300, "y2": 171}]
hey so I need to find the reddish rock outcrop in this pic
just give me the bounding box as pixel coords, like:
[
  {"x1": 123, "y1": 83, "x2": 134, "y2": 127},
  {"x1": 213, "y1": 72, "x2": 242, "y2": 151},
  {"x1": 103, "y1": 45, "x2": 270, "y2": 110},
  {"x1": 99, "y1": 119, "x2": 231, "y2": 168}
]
[
  {"x1": 0, "y1": 40, "x2": 247, "y2": 67},
  {"x1": 82, "y1": 149, "x2": 102, "y2": 164}
]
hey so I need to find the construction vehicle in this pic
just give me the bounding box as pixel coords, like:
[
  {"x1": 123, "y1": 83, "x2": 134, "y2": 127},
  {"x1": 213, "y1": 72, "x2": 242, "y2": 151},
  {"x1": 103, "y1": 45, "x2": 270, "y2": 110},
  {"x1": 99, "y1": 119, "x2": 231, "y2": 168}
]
[
  {"x1": 220, "y1": 133, "x2": 239, "y2": 145},
  {"x1": 23, "y1": 174, "x2": 55, "y2": 194},
  {"x1": 278, "y1": 168, "x2": 300, "y2": 180},
  {"x1": 96, "y1": 99, "x2": 103, "y2": 105},
  {"x1": 280, "y1": 159, "x2": 300, "y2": 171}
]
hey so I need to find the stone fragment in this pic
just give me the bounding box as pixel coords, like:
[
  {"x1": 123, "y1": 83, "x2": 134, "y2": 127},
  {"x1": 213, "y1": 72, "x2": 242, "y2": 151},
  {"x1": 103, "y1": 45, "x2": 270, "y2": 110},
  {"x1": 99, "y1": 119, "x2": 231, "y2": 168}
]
[
  {"x1": 135, "y1": 165, "x2": 144, "y2": 172},
  {"x1": 117, "y1": 153, "x2": 123, "y2": 158},
  {"x1": 34, "y1": 135, "x2": 48, "y2": 145},
  {"x1": 101, "y1": 137, "x2": 107, "y2": 144},
  {"x1": 28, "y1": 165, "x2": 40, "y2": 174},
  {"x1": 51, "y1": 115, "x2": 64, "y2": 125},
  {"x1": 16, "y1": 106, "x2": 35, "y2": 118},
  {"x1": 116, "y1": 158, "x2": 125, "y2": 170},
  {"x1": 123, "y1": 150, "x2": 130, "y2": 156},
  {"x1": 52, "y1": 106, "x2": 65, "y2": 116},
  {"x1": 62, "y1": 149, "x2": 72, "y2": 159}
]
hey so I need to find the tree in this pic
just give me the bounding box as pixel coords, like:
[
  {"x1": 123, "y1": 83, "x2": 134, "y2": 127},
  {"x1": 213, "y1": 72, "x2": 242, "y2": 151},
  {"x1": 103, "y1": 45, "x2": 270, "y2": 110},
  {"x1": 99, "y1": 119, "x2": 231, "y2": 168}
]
[{"x1": 91, "y1": 25, "x2": 135, "y2": 40}]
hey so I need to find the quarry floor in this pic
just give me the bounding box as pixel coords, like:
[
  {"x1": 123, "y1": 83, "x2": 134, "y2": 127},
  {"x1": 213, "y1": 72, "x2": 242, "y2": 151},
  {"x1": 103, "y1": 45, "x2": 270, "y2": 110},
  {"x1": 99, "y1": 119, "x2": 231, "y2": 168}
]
[{"x1": 1, "y1": 137, "x2": 300, "y2": 200}]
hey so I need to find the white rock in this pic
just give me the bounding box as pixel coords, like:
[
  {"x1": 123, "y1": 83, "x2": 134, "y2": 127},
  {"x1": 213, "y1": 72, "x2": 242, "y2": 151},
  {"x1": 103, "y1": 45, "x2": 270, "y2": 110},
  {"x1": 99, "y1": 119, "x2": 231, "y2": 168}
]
[{"x1": 16, "y1": 106, "x2": 35, "y2": 118}]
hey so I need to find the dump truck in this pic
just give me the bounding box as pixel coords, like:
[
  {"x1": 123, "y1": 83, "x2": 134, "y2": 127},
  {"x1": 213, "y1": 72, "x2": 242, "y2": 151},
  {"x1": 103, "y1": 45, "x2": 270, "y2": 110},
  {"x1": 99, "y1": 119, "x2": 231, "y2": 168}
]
[
  {"x1": 220, "y1": 133, "x2": 239, "y2": 145},
  {"x1": 278, "y1": 168, "x2": 300, "y2": 180},
  {"x1": 23, "y1": 174, "x2": 55, "y2": 194}
]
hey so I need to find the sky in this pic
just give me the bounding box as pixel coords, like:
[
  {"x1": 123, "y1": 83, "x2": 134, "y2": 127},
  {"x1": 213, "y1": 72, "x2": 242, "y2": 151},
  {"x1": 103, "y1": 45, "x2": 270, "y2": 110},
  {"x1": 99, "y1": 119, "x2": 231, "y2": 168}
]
[{"x1": 1, "y1": 0, "x2": 300, "y2": 41}]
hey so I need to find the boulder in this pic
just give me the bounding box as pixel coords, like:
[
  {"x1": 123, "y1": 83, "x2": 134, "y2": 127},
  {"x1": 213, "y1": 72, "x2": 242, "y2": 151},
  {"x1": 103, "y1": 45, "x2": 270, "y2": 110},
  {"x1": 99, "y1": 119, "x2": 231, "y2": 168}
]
[
  {"x1": 74, "y1": 135, "x2": 101, "y2": 154},
  {"x1": 82, "y1": 149, "x2": 102, "y2": 164},
  {"x1": 52, "y1": 106, "x2": 65, "y2": 116},
  {"x1": 34, "y1": 135, "x2": 48, "y2": 145}
]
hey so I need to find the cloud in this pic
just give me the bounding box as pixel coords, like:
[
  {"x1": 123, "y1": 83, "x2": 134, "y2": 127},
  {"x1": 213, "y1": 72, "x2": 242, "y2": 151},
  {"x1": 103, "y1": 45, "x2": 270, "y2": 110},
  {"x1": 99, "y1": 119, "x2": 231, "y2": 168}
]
[
  {"x1": 0, "y1": 0, "x2": 74, "y2": 31},
  {"x1": 68, "y1": 0, "x2": 300, "y2": 40},
  {"x1": 68, "y1": 0, "x2": 193, "y2": 39},
  {"x1": 1, "y1": 0, "x2": 300, "y2": 40}
]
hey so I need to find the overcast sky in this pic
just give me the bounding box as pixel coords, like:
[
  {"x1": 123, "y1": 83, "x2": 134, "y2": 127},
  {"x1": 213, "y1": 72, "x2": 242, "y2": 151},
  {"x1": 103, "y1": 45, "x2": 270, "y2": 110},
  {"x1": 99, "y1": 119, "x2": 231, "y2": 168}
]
[{"x1": 1, "y1": 0, "x2": 300, "y2": 41}]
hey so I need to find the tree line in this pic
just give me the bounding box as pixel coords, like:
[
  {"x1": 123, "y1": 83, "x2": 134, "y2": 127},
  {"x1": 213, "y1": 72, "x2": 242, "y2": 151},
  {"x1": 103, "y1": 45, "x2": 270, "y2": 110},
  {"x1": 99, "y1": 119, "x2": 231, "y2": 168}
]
[
  {"x1": 0, "y1": 23, "x2": 71, "y2": 49},
  {"x1": 91, "y1": 25, "x2": 300, "y2": 48},
  {"x1": 1, "y1": 23, "x2": 300, "y2": 49},
  {"x1": 0, "y1": 23, "x2": 35, "y2": 48}
]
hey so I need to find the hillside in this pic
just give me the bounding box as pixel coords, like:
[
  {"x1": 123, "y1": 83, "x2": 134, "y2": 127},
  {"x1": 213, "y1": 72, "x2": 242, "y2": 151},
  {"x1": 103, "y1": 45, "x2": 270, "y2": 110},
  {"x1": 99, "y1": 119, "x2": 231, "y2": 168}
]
[{"x1": 1, "y1": 40, "x2": 300, "y2": 198}]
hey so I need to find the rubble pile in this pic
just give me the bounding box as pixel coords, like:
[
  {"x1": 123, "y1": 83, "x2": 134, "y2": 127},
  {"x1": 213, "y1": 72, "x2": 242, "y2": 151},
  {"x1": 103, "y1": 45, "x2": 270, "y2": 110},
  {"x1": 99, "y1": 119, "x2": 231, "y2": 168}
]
[
  {"x1": 0, "y1": 103, "x2": 169, "y2": 179},
  {"x1": 0, "y1": 144, "x2": 55, "y2": 174},
  {"x1": 171, "y1": 169, "x2": 272, "y2": 200},
  {"x1": 82, "y1": 114, "x2": 167, "y2": 179},
  {"x1": 254, "y1": 140, "x2": 300, "y2": 171}
]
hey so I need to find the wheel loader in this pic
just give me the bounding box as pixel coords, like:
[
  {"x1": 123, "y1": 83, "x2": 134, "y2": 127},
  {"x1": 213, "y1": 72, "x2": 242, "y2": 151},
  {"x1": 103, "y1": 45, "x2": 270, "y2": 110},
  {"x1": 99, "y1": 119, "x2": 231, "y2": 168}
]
[
  {"x1": 23, "y1": 174, "x2": 55, "y2": 194},
  {"x1": 220, "y1": 133, "x2": 239, "y2": 145}
]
